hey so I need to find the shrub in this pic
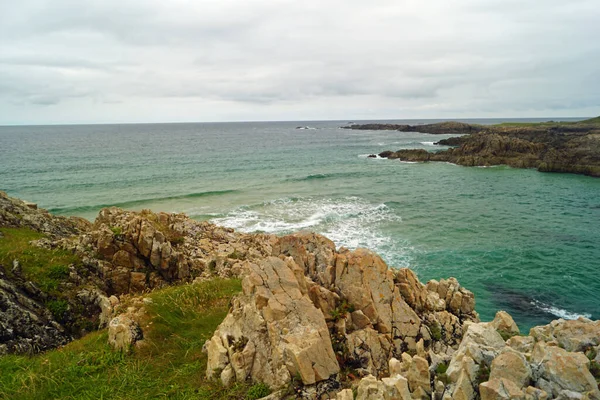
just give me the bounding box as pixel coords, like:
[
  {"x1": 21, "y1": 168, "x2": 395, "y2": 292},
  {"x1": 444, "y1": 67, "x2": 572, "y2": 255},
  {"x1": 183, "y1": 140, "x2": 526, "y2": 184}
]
[
  {"x1": 47, "y1": 299, "x2": 69, "y2": 322},
  {"x1": 47, "y1": 264, "x2": 70, "y2": 280},
  {"x1": 246, "y1": 382, "x2": 271, "y2": 399}
]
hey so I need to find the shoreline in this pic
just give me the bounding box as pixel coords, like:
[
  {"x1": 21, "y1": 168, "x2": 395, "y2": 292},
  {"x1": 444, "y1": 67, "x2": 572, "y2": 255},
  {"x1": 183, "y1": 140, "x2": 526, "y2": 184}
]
[
  {"x1": 1, "y1": 191, "x2": 599, "y2": 399},
  {"x1": 347, "y1": 117, "x2": 600, "y2": 177}
]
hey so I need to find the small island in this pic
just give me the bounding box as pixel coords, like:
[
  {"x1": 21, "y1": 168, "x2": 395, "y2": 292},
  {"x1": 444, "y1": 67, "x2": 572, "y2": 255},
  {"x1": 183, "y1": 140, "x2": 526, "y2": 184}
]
[{"x1": 345, "y1": 117, "x2": 600, "y2": 177}]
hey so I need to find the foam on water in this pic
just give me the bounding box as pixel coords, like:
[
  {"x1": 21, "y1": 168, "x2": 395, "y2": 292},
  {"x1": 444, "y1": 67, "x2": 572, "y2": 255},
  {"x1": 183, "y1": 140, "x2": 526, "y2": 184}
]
[
  {"x1": 211, "y1": 196, "x2": 414, "y2": 267},
  {"x1": 420, "y1": 141, "x2": 436, "y2": 146},
  {"x1": 531, "y1": 300, "x2": 592, "y2": 320}
]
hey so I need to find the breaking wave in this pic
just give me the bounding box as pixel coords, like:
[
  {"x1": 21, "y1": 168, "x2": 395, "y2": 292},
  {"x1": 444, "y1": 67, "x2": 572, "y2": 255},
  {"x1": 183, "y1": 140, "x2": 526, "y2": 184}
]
[{"x1": 210, "y1": 196, "x2": 414, "y2": 267}]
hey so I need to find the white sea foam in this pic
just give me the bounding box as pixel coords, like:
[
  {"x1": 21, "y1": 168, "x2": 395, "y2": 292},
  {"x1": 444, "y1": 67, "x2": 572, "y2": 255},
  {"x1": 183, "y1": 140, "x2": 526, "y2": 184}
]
[
  {"x1": 531, "y1": 300, "x2": 592, "y2": 320},
  {"x1": 211, "y1": 196, "x2": 413, "y2": 267},
  {"x1": 358, "y1": 154, "x2": 382, "y2": 159},
  {"x1": 420, "y1": 141, "x2": 436, "y2": 146}
]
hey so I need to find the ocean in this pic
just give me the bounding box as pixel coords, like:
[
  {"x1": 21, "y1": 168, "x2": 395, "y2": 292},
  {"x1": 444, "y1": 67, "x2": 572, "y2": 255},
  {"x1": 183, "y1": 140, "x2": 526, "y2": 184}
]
[{"x1": 1, "y1": 118, "x2": 598, "y2": 331}]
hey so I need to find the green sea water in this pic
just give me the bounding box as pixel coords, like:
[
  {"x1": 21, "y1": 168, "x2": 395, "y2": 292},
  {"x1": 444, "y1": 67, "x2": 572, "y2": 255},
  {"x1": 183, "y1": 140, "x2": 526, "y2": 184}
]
[{"x1": 1, "y1": 119, "x2": 598, "y2": 331}]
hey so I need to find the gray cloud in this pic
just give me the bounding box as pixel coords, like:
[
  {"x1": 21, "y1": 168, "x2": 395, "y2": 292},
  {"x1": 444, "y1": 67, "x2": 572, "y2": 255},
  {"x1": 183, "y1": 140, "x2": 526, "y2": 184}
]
[{"x1": 0, "y1": 0, "x2": 599, "y2": 124}]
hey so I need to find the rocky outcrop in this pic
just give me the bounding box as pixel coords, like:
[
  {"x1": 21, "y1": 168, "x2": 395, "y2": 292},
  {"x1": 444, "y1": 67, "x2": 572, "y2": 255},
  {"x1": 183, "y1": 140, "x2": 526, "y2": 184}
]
[
  {"x1": 374, "y1": 120, "x2": 600, "y2": 178},
  {"x1": 0, "y1": 191, "x2": 90, "y2": 237},
  {"x1": 206, "y1": 235, "x2": 479, "y2": 394},
  {"x1": 0, "y1": 271, "x2": 69, "y2": 354},
  {"x1": 207, "y1": 236, "x2": 600, "y2": 399},
  {"x1": 2, "y1": 193, "x2": 600, "y2": 400},
  {"x1": 54, "y1": 206, "x2": 276, "y2": 295},
  {"x1": 342, "y1": 121, "x2": 484, "y2": 135}
]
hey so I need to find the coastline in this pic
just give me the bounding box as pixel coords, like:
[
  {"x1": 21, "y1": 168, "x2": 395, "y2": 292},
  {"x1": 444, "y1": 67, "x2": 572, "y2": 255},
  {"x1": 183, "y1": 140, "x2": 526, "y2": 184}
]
[
  {"x1": 346, "y1": 117, "x2": 600, "y2": 177},
  {"x1": 1, "y1": 191, "x2": 600, "y2": 399}
]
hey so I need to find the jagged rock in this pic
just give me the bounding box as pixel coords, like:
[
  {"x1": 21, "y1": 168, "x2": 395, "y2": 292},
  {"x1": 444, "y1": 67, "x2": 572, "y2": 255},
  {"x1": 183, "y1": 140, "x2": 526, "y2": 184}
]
[
  {"x1": 0, "y1": 191, "x2": 90, "y2": 237},
  {"x1": 489, "y1": 349, "x2": 531, "y2": 388},
  {"x1": 346, "y1": 327, "x2": 392, "y2": 376},
  {"x1": 108, "y1": 314, "x2": 143, "y2": 352},
  {"x1": 508, "y1": 335, "x2": 535, "y2": 353},
  {"x1": 446, "y1": 322, "x2": 507, "y2": 399},
  {"x1": 525, "y1": 386, "x2": 549, "y2": 400},
  {"x1": 356, "y1": 374, "x2": 412, "y2": 400},
  {"x1": 398, "y1": 352, "x2": 431, "y2": 396},
  {"x1": 530, "y1": 342, "x2": 600, "y2": 398},
  {"x1": 0, "y1": 276, "x2": 69, "y2": 354},
  {"x1": 529, "y1": 318, "x2": 600, "y2": 352},
  {"x1": 336, "y1": 389, "x2": 354, "y2": 400},
  {"x1": 490, "y1": 311, "x2": 520, "y2": 336},
  {"x1": 480, "y1": 378, "x2": 526, "y2": 400},
  {"x1": 206, "y1": 257, "x2": 339, "y2": 389}
]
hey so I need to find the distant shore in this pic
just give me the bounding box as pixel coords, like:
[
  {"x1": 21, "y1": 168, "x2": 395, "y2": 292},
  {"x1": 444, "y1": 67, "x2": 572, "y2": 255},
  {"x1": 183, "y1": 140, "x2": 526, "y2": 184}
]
[{"x1": 344, "y1": 117, "x2": 600, "y2": 177}]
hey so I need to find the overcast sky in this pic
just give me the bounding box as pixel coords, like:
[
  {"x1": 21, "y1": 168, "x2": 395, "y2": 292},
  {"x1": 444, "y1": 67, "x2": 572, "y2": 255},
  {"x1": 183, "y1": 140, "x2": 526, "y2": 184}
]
[{"x1": 1, "y1": 0, "x2": 599, "y2": 124}]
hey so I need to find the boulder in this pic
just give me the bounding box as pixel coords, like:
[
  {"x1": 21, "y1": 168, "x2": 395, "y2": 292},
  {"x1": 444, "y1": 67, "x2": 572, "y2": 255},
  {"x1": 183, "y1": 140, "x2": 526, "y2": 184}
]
[
  {"x1": 529, "y1": 318, "x2": 600, "y2": 352},
  {"x1": 108, "y1": 314, "x2": 143, "y2": 352},
  {"x1": 480, "y1": 378, "x2": 525, "y2": 400},
  {"x1": 490, "y1": 311, "x2": 520, "y2": 337},
  {"x1": 206, "y1": 257, "x2": 339, "y2": 389},
  {"x1": 531, "y1": 342, "x2": 600, "y2": 398},
  {"x1": 489, "y1": 349, "x2": 531, "y2": 388}
]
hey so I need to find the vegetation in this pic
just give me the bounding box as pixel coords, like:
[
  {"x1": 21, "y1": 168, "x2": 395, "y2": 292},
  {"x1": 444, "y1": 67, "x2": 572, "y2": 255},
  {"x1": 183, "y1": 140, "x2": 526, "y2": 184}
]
[
  {"x1": 331, "y1": 299, "x2": 355, "y2": 322},
  {"x1": 0, "y1": 227, "x2": 80, "y2": 297},
  {"x1": 497, "y1": 329, "x2": 517, "y2": 341},
  {"x1": 0, "y1": 278, "x2": 275, "y2": 399},
  {"x1": 435, "y1": 362, "x2": 449, "y2": 385},
  {"x1": 494, "y1": 115, "x2": 600, "y2": 128}
]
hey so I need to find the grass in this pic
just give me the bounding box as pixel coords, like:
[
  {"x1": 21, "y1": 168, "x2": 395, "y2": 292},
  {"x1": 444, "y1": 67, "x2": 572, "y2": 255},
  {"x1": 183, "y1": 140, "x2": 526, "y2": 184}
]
[
  {"x1": 494, "y1": 115, "x2": 600, "y2": 128},
  {"x1": 0, "y1": 278, "x2": 270, "y2": 399},
  {"x1": 0, "y1": 227, "x2": 80, "y2": 297}
]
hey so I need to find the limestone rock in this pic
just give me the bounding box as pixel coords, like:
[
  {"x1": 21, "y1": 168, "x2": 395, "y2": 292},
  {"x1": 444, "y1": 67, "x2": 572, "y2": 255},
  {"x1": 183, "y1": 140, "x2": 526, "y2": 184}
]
[
  {"x1": 356, "y1": 374, "x2": 412, "y2": 400},
  {"x1": 490, "y1": 311, "x2": 520, "y2": 337},
  {"x1": 336, "y1": 389, "x2": 354, "y2": 400},
  {"x1": 507, "y1": 335, "x2": 535, "y2": 354},
  {"x1": 489, "y1": 349, "x2": 531, "y2": 388},
  {"x1": 108, "y1": 314, "x2": 143, "y2": 352},
  {"x1": 531, "y1": 342, "x2": 600, "y2": 398},
  {"x1": 206, "y1": 257, "x2": 339, "y2": 389},
  {"x1": 480, "y1": 378, "x2": 526, "y2": 400},
  {"x1": 529, "y1": 318, "x2": 600, "y2": 352}
]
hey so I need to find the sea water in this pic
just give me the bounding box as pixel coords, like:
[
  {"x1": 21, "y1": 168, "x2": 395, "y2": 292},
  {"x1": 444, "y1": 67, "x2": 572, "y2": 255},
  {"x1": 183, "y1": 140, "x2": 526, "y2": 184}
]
[{"x1": 1, "y1": 119, "x2": 598, "y2": 331}]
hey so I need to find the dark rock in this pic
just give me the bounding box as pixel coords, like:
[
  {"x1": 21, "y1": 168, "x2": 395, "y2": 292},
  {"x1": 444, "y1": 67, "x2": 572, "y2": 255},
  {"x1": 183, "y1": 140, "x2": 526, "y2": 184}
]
[
  {"x1": 374, "y1": 119, "x2": 600, "y2": 177},
  {"x1": 367, "y1": 154, "x2": 377, "y2": 158}
]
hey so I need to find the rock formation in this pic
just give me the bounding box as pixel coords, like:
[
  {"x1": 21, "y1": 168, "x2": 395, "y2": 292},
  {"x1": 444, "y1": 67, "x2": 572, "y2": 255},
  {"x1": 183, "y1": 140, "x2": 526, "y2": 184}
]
[
  {"x1": 352, "y1": 119, "x2": 600, "y2": 178},
  {"x1": 2, "y1": 192, "x2": 600, "y2": 399}
]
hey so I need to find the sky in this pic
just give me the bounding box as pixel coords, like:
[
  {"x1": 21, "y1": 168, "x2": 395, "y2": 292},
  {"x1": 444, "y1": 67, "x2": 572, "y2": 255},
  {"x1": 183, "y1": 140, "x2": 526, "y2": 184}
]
[{"x1": 1, "y1": 0, "x2": 599, "y2": 125}]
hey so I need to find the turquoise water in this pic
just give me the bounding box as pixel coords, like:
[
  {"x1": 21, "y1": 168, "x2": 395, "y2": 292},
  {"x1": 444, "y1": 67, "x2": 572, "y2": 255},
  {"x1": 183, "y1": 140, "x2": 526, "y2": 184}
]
[{"x1": 1, "y1": 119, "x2": 598, "y2": 331}]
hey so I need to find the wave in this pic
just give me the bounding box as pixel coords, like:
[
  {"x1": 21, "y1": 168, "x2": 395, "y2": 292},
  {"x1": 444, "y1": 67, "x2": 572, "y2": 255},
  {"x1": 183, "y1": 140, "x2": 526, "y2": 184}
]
[
  {"x1": 49, "y1": 189, "x2": 239, "y2": 214},
  {"x1": 531, "y1": 300, "x2": 592, "y2": 320},
  {"x1": 420, "y1": 141, "x2": 436, "y2": 146},
  {"x1": 211, "y1": 196, "x2": 413, "y2": 268},
  {"x1": 358, "y1": 154, "x2": 383, "y2": 159}
]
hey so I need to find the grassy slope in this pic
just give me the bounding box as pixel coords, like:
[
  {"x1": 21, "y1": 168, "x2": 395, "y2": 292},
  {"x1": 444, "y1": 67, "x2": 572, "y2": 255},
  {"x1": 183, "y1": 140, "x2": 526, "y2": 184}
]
[
  {"x1": 0, "y1": 231, "x2": 269, "y2": 399},
  {"x1": 494, "y1": 115, "x2": 600, "y2": 127}
]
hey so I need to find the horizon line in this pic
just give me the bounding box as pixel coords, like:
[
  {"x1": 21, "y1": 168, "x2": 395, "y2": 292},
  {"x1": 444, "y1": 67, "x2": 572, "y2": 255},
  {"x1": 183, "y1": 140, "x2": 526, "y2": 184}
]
[{"x1": 0, "y1": 116, "x2": 591, "y2": 128}]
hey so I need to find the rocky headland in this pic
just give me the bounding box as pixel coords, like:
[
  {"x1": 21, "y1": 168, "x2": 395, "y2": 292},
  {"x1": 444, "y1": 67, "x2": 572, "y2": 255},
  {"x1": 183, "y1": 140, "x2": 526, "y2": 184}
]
[
  {"x1": 347, "y1": 117, "x2": 600, "y2": 177},
  {"x1": 1, "y1": 191, "x2": 599, "y2": 399}
]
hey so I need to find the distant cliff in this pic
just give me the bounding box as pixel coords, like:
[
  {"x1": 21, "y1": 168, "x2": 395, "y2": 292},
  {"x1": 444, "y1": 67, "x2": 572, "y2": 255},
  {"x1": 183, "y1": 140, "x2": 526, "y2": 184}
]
[{"x1": 350, "y1": 118, "x2": 600, "y2": 177}]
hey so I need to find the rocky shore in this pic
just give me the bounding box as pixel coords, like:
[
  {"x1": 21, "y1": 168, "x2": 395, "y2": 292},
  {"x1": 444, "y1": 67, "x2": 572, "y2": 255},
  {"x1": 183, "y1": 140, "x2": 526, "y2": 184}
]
[
  {"x1": 348, "y1": 118, "x2": 600, "y2": 177},
  {"x1": 1, "y1": 191, "x2": 599, "y2": 399}
]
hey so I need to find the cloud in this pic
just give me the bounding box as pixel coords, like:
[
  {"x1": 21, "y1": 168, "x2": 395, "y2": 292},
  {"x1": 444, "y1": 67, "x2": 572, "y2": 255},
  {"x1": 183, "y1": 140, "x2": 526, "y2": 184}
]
[{"x1": 0, "y1": 0, "x2": 599, "y2": 124}]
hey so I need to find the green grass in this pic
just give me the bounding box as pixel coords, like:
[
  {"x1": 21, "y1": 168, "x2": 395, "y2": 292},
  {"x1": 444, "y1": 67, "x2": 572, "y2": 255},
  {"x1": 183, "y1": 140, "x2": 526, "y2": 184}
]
[
  {"x1": 0, "y1": 278, "x2": 266, "y2": 399},
  {"x1": 0, "y1": 227, "x2": 80, "y2": 298},
  {"x1": 494, "y1": 115, "x2": 600, "y2": 128}
]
